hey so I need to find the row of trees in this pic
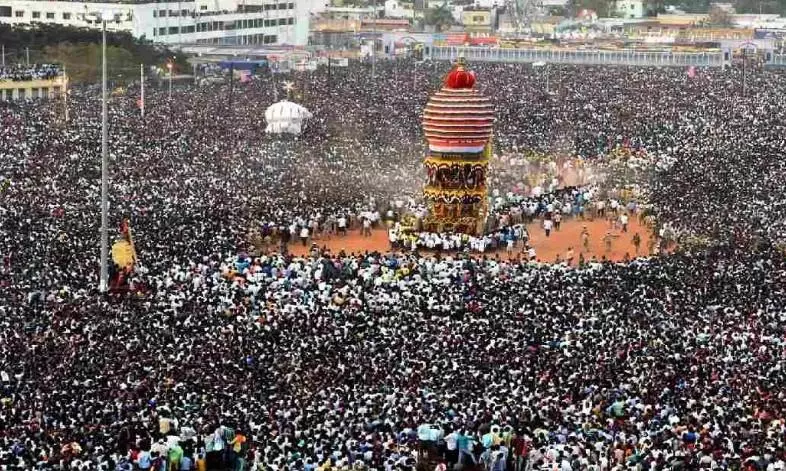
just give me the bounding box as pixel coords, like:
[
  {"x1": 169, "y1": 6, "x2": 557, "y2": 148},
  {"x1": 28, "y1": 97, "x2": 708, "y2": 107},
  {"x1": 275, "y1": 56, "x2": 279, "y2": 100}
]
[{"x1": 0, "y1": 24, "x2": 185, "y2": 82}]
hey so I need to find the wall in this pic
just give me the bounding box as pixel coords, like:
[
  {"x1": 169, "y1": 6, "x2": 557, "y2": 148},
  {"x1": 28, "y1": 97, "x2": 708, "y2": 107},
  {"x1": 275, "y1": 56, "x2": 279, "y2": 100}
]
[
  {"x1": 461, "y1": 9, "x2": 492, "y2": 33},
  {"x1": 0, "y1": 75, "x2": 67, "y2": 101}
]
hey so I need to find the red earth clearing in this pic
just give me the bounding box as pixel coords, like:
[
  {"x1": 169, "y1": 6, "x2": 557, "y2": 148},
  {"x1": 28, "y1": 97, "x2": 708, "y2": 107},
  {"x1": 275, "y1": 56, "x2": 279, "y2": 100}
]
[{"x1": 288, "y1": 216, "x2": 656, "y2": 263}]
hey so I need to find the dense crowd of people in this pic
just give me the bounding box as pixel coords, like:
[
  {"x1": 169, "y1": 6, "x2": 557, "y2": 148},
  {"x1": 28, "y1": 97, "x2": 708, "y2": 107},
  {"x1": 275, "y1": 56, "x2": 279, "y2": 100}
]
[
  {"x1": 0, "y1": 64, "x2": 61, "y2": 81},
  {"x1": 1, "y1": 59, "x2": 786, "y2": 470}
]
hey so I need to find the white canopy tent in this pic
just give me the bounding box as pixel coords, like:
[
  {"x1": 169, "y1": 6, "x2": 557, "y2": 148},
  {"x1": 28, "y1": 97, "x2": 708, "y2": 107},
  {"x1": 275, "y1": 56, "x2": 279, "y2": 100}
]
[{"x1": 264, "y1": 100, "x2": 313, "y2": 135}]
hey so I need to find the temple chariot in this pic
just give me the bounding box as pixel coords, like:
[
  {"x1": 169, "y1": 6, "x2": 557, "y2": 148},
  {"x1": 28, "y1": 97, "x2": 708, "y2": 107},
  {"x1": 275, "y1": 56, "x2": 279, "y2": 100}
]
[{"x1": 421, "y1": 58, "x2": 494, "y2": 235}]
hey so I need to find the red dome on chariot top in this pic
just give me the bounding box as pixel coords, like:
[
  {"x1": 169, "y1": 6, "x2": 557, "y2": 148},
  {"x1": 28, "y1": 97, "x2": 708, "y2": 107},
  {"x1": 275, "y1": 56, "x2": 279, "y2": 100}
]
[
  {"x1": 422, "y1": 58, "x2": 493, "y2": 153},
  {"x1": 445, "y1": 62, "x2": 476, "y2": 89}
]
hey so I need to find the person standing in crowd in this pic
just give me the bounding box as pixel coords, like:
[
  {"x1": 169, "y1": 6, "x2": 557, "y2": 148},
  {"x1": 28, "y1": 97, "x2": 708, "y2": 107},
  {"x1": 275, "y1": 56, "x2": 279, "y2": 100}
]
[
  {"x1": 543, "y1": 218, "x2": 553, "y2": 238},
  {"x1": 299, "y1": 225, "x2": 310, "y2": 246},
  {"x1": 581, "y1": 226, "x2": 590, "y2": 253},
  {"x1": 362, "y1": 217, "x2": 372, "y2": 237}
]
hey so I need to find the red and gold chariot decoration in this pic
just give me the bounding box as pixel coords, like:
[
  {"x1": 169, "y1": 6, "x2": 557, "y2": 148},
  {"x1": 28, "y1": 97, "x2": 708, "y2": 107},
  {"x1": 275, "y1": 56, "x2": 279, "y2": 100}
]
[{"x1": 422, "y1": 57, "x2": 494, "y2": 235}]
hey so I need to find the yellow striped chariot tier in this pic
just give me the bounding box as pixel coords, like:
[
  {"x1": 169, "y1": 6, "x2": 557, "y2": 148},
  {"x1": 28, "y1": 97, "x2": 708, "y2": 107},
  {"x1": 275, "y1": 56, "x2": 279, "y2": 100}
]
[
  {"x1": 423, "y1": 187, "x2": 487, "y2": 204},
  {"x1": 423, "y1": 215, "x2": 483, "y2": 227},
  {"x1": 424, "y1": 157, "x2": 490, "y2": 168}
]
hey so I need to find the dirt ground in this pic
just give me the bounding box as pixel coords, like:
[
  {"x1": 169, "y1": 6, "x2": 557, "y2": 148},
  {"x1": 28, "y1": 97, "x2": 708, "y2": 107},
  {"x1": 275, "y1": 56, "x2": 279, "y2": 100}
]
[
  {"x1": 285, "y1": 163, "x2": 656, "y2": 263},
  {"x1": 288, "y1": 216, "x2": 655, "y2": 263}
]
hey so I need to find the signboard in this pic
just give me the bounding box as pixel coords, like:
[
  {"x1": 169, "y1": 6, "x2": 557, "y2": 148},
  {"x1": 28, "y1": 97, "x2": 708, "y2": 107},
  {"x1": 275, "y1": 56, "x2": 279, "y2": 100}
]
[
  {"x1": 428, "y1": 151, "x2": 486, "y2": 160},
  {"x1": 294, "y1": 60, "x2": 318, "y2": 72}
]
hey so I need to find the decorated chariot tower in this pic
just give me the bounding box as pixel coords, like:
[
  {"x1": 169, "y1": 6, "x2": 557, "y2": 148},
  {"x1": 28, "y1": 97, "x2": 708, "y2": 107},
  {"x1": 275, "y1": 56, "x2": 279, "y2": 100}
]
[{"x1": 422, "y1": 58, "x2": 494, "y2": 235}]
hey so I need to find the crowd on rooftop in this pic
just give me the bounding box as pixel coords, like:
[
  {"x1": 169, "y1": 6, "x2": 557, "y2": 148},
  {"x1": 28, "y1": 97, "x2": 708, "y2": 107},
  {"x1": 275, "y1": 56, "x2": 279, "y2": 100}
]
[
  {"x1": 1, "y1": 60, "x2": 786, "y2": 470},
  {"x1": 0, "y1": 64, "x2": 61, "y2": 82}
]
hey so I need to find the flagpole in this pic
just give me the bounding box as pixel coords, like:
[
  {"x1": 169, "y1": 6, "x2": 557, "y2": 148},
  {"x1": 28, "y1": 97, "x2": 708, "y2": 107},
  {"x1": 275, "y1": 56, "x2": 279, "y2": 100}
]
[
  {"x1": 63, "y1": 63, "x2": 69, "y2": 123},
  {"x1": 140, "y1": 63, "x2": 145, "y2": 118}
]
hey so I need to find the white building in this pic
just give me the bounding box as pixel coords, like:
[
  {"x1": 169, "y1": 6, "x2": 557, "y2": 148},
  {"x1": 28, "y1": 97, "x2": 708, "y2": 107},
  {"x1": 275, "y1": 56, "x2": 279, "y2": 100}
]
[
  {"x1": 384, "y1": 0, "x2": 413, "y2": 20},
  {"x1": 0, "y1": 0, "x2": 309, "y2": 45},
  {"x1": 614, "y1": 0, "x2": 644, "y2": 19}
]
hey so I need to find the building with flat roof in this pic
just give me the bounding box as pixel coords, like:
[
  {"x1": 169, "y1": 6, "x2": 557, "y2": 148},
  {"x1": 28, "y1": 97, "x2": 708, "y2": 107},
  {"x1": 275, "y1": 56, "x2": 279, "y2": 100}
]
[
  {"x1": 0, "y1": 65, "x2": 68, "y2": 101},
  {"x1": 0, "y1": 0, "x2": 309, "y2": 45},
  {"x1": 461, "y1": 7, "x2": 493, "y2": 33}
]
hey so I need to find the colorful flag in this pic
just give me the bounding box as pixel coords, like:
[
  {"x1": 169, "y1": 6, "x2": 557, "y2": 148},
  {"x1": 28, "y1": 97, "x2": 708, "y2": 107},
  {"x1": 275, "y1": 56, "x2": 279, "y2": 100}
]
[{"x1": 112, "y1": 219, "x2": 137, "y2": 271}]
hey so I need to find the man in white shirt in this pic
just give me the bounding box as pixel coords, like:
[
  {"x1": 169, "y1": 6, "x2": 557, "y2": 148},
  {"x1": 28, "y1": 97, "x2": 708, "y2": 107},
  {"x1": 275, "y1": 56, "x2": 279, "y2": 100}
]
[
  {"x1": 362, "y1": 218, "x2": 372, "y2": 237},
  {"x1": 299, "y1": 226, "x2": 310, "y2": 246},
  {"x1": 445, "y1": 430, "x2": 459, "y2": 467},
  {"x1": 543, "y1": 219, "x2": 553, "y2": 238},
  {"x1": 620, "y1": 213, "x2": 629, "y2": 233}
]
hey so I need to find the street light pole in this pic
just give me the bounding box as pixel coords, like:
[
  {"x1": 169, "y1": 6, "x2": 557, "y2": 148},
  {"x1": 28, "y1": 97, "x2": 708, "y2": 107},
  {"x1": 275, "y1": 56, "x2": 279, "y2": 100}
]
[
  {"x1": 63, "y1": 63, "x2": 69, "y2": 123},
  {"x1": 742, "y1": 48, "x2": 747, "y2": 98},
  {"x1": 140, "y1": 63, "x2": 145, "y2": 118},
  {"x1": 100, "y1": 18, "x2": 109, "y2": 292},
  {"x1": 371, "y1": 0, "x2": 376, "y2": 79},
  {"x1": 168, "y1": 62, "x2": 173, "y2": 102}
]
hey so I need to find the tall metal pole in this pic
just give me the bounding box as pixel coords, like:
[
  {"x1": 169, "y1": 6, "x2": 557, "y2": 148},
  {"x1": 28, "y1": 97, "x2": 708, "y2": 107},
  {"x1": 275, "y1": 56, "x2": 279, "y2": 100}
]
[
  {"x1": 168, "y1": 63, "x2": 173, "y2": 101},
  {"x1": 63, "y1": 64, "x2": 69, "y2": 123},
  {"x1": 25, "y1": 47, "x2": 29, "y2": 65},
  {"x1": 228, "y1": 63, "x2": 235, "y2": 150},
  {"x1": 371, "y1": 0, "x2": 376, "y2": 79},
  {"x1": 742, "y1": 48, "x2": 747, "y2": 98},
  {"x1": 140, "y1": 63, "x2": 145, "y2": 118},
  {"x1": 100, "y1": 19, "x2": 109, "y2": 292},
  {"x1": 1, "y1": 44, "x2": 5, "y2": 67}
]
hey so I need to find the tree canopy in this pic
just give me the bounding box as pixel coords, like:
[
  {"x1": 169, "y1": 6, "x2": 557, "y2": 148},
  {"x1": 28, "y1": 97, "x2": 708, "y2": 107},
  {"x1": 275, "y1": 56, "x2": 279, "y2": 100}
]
[
  {"x1": 424, "y1": 3, "x2": 456, "y2": 32},
  {"x1": 0, "y1": 24, "x2": 185, "y2": 83}
]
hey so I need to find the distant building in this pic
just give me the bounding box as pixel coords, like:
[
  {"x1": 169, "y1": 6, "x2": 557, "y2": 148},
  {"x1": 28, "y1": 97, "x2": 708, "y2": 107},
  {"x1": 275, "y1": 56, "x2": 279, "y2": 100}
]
[
  {"x1": 472, "y1": 0, "x2": 505, "y2": 8},
  {"x1": 0, "y1": 67, "x2": 67, "y2": 101},
  {"x1": 322, "y1": 5, "x2": 383, "y2": 20},
  {"x1": 655, "y1": 13, "x2": 709, "y2": 26},
  {"x1": 615, "y1": 0, "x2": 643, "y2": 19},
  {"x1": 530, "y1": 15, "x2": 563, "y2": 34},
  {"x1": 360, "y1": 18, "x2": 410, "y2": 30},
  {"x1": 0, "y1": 0, "x2": 308, "y2": 45},
  {"x1": 730, "y1": 14, "x2": 784, "y2": 29},
  {"x1": 461, "y1": 6, "x2": 493, "y2": 33},
  {"x1": 384, "y1": 0, "x2": 424, "y2": 20}
]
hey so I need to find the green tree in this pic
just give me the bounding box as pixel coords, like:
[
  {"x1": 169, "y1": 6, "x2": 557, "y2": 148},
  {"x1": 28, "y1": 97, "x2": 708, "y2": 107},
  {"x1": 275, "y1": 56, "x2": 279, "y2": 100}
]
[
  {"x1": 44, "y1": 42, "x2": 136, "y2": 83},
  {"x1": 567, "y1": 0, "x2": 612, "y2": 18},
  {"x1": 708, "y1": 5, "x2": 732, "y2": 25},
  {"x1": 0, "y1": 24, "x2": 186, "y2": 83},
  {"x1": 424, "y1": 3, "x2": 455, "y2": 32}
]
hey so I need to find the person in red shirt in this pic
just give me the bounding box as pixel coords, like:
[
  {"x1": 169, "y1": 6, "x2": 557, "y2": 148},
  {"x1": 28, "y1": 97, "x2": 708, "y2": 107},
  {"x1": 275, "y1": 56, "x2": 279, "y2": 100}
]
[{"x1": 510, "y1": 432, "x2": 529, "y2": 471}]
